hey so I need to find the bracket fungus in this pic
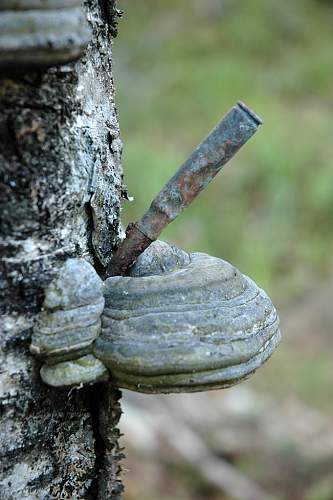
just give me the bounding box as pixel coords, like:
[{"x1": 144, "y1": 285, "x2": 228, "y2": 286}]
[
  {"x1": 0, "y1": 0, "x2": 91, "y2": 73},
  {"x1": 31, "y1": 241, "x2": 280, "y2": 393}
]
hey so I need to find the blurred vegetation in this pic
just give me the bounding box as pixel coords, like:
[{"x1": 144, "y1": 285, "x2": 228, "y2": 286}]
[
  {"x1": 114, "y1": 2, "x2": 333, "y2": 498},
  {"x1": 114, "y1": 0, "x2": 333, "y2": 304}
]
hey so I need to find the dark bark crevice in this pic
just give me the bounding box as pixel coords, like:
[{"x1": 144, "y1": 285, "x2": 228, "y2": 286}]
[
  {"x1": 87, "y1": 386, "x2": 106, "y2": 498},
  {"x1": 98, "y1": 0, "x2": 124, "y2": 38},
  {"x1": 70, "y1": 384, "x2": 125, "y2": 499}
]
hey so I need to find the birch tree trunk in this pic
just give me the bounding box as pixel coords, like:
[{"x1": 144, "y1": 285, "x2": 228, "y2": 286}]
[{"x1": 0, "y1": 1, "x2": 124, "y2": 498}]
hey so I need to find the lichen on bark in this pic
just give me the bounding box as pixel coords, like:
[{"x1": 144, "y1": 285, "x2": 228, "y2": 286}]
[{"x1": 0, "y1": 1, "x2": 124, "y2": 498}]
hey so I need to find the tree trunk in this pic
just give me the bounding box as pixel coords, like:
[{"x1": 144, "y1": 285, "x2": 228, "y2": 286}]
[{"x1": 0, "y1": 1, "x2": 124, "y2": 498}]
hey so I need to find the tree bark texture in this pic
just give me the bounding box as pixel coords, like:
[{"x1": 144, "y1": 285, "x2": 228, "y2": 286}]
[{"x1": 0, "y1": 1, "x2": 124, "y2": 498}]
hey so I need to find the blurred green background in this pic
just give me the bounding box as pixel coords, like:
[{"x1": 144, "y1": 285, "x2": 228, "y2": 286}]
[{"x1": 113, "y1": 1, "x2": 333, "y2": 498}]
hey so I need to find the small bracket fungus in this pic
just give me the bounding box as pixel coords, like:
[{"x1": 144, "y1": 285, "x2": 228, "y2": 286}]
[
  {"x1": 0, "y1": 0, "x2": 91, "y2": 73},
  {"x1": 30, "y1": 102, "x2": 281, "y2": 394}
]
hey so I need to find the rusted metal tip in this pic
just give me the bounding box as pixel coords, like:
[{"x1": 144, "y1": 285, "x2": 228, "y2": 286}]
[
  {"x1": 106, "y1": 224, "x2": 153, "y2": 277},
  {"x1": 106, "y1": 101, "x2": 263, "y2": 278},
  {"x1": 236, "y1": 101, "x2": 263, "y2": 126}
]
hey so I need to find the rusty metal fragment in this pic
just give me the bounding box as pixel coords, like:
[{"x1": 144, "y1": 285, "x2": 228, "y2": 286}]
[
  {"x1": 107, "y1": 102, "x2": 262, "y2": 277},
  {"x1": 107, "y1": 223, "x2": 153, "y2": 277}
]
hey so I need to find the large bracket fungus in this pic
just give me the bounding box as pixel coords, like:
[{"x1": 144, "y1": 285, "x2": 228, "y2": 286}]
[{"x1": 31, "y1": 241, "x2": 280, "y2": 393}]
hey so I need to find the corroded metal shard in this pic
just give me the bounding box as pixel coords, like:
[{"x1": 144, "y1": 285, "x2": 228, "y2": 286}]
[
  {"x1": 0, "y1": 0, "x2": 90, "y2": 72},
  {"x1": 94, "y1": 241, "x2": 281, "y2": 393},
  {"x1": 107, "y1": 103, "x2": 262, "y2": 277}
]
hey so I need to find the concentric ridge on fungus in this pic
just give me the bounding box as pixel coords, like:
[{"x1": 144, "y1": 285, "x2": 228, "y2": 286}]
[{"x1": 31, "y1": 241, "x2": 281, "y2": 393}]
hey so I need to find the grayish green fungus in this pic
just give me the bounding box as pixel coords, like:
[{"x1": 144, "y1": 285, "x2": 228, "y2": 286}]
[{"x1": 31, "y1": 241, "x2": 281, "y2": 393}]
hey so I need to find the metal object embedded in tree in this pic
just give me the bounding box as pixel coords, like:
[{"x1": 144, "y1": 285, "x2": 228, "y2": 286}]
[{"x1": 107, "y1": 101, "x2": 262, "y2": 277}]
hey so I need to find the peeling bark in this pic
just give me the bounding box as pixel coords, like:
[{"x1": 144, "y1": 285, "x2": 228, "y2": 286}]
[{"x1": 0, "y1": 1, "x2": 124, "y2": 498}]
